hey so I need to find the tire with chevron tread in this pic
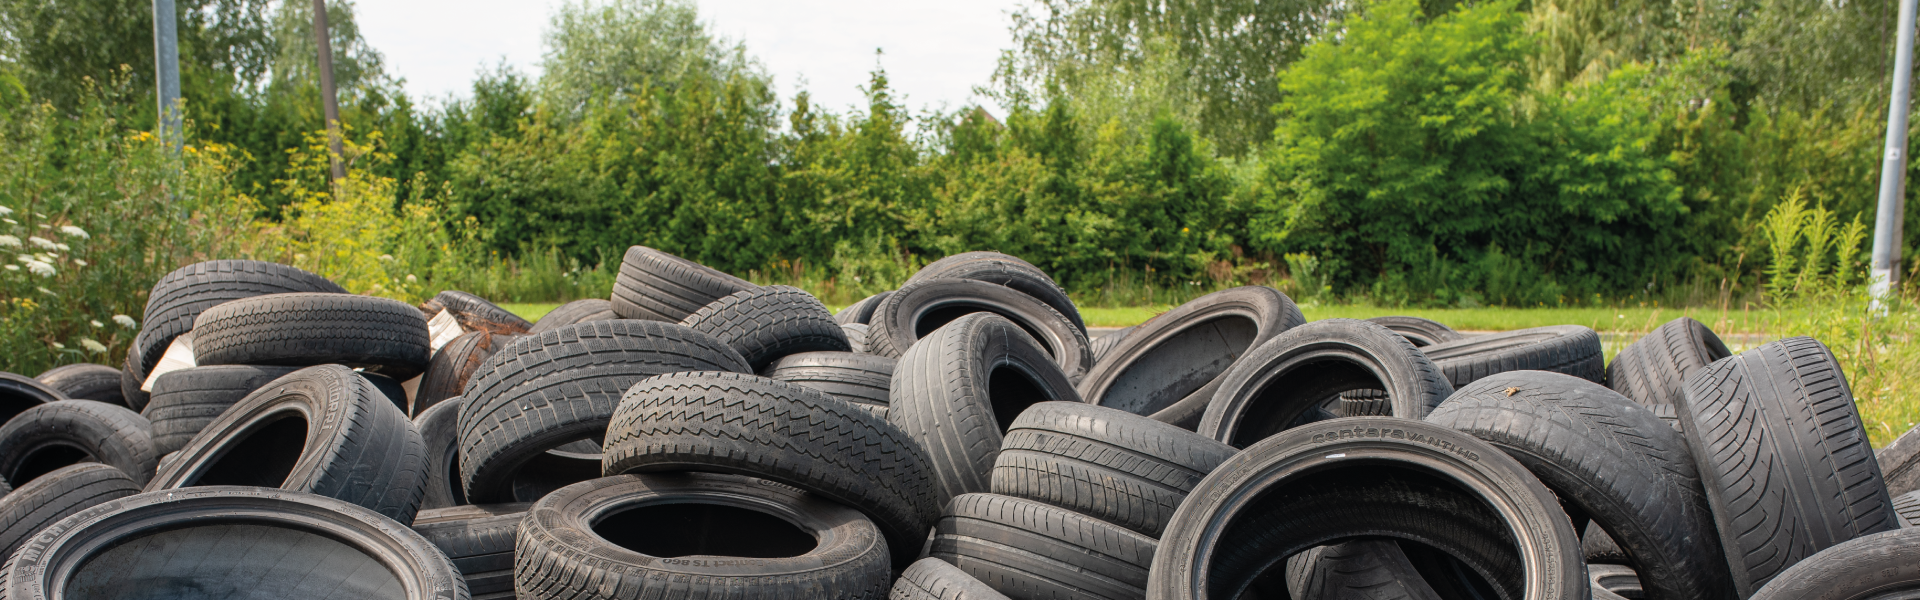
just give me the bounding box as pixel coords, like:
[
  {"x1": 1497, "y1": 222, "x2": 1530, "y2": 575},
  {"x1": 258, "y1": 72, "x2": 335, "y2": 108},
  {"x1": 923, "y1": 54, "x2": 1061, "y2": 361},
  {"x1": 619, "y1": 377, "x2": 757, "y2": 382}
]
[
  {"x1": 680, "y1": 285, "x2": 849, "y2": 369},
  {"x1": 191, "y1": 292, "x2": 432, "y2": 379}
]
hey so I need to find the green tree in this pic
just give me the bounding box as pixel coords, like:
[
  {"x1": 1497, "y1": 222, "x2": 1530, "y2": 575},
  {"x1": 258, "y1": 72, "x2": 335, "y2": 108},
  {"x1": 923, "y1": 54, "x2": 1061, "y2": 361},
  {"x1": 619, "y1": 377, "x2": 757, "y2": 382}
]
[{"x1": 538, "y1": 0, "x2": 764, "y2": 118}]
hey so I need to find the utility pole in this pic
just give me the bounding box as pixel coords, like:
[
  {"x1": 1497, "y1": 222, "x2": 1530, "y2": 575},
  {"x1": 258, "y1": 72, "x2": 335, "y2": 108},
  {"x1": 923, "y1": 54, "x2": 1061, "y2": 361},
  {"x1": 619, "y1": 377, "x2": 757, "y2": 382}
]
[
  {"x1": 152, "y1": 0, "x2": 182, "y2": 150},
  {"x1": 312, "y1": 0, "x2": 346, "y2": 182},
  {"x1": 1871, "y1": 0, "x2": 1917, "y2": 309}
]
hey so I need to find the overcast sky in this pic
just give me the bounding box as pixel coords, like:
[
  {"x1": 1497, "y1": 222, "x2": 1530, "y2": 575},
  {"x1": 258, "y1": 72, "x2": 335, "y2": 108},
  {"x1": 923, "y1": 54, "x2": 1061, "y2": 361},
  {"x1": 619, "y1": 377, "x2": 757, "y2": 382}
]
[{"x1": 355, "y1": 0, "x2": 1025, "y2": 114}]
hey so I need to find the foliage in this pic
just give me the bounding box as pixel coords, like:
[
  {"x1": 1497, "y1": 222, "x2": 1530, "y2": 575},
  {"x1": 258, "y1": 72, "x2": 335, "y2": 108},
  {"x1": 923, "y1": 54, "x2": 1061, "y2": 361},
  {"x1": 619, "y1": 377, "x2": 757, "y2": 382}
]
[{"x1": 538, "y1": 0, "x2": 764, "y2": 119}]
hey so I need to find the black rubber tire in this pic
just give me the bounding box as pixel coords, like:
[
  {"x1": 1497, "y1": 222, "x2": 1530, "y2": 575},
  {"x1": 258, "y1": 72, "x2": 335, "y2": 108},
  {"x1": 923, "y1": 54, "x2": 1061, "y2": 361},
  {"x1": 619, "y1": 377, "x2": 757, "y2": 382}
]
[
  {"x1": 763, "y1": 351, "x2": 894, "y2": 415},
  {"x1": 891, "y1": 557, "x2": 1011, "y2": 600},
  {"x1": 1583, "y1": 521, "x2": 1631, "y2": 563},
  {"x1": 1199, "y1": 318, "x2": 1452, "y2": 448},
  {"x1": 1877, "y1": 423, "x2": 1920, "y2": 497},
  {"x1": 837, "y1": 291, "x2": 895, "y2": 325},
  {"x1": 414, "y1": 330, "x2": 497, "y2": 417},
  {"x1": 145, "y1": 364, "x2": 428, "y2": 524},
  {"x1": 930, "y1": 493, "x2": 1156, "y2": 600},
  {"x1": 1589, "y1": 564, "x2": 1646, "y2": 599},
  {"x1": 1078, "y1": 287, "x2": 1306, "y2": 429},
  {"x1": 1149, "y1": 417, "x2": 1585, "y2": 600},
  {"x1": 1420, "y1": 325, "x2": 1605, "y2": 388},
  {"x1": 1425, "y1": 370, "x2": 1735, "y2": 600},
  {"x1": 845, "y1": 322, "x2": 871, "y2": 353},
  {"x1": 604, "y1": 371, "x2": 937, "y2": 568},
  {"x1": 906, "y1": 251, "x2": 1086, "y2": 333},
  {"x1": 457, "y1": 321, "x2": 748, "y2": 504},
  {"x1": 191, "y1": 292, "x2": 433, "y2": 379},
  {"x1": 516, "y1": 473, "x2": 892, "y2": 600},
  {"x1": 34, "y1": 364, "x2": 126, "y2": 407},
  {"x1": 1284, "y1": 539, "x2": 1443, "y2": 600},
  {"x1": 1894, "y1": 491, "x2": 1920, "y2": 528},
  {"x1": 866, "y1": 278, "x2": 1092, "y2": 381},
  {"x1": 988, "y1": 402, "x2": 1235, "y2": 537},
  {"x1": 1089, "y1": 326, "x2": 1135, "y2": 363},
  {"x1": 1676, "y1": 336, "x2": 1897, "y2": 597},
  {"x1": 412, "y1": 503, "x2": 529, "y2": 598},
  {"x1": 527, "y1": 298, "x2": 617, "y2": 334},
  {"x1": 1, "y1": 486, "x2": 466, "y2": 600},
  {"x1": 680, "y1": 285, "x2": 850, "y2": 369},
  {"x1": 126, "y1": 260, "x2": 345, "y2": 411},
  {"x1": 145, "y1": 365, "x2": 301, "y2": 456},
  {"x1": 0, "y1": 373, "x2": 67, "y2": 427},
  {"x1": 610, "y1": 245, "x2": 756, "y2": 322},
  {"x1": 1748, "y1": 527, "x2": 1920, "y2": 600},
  {"x1": 1366, "y1": 315, "x2": 1465, "y2": 347},
  {"x1": 886, "y1": 312, "x2": 1081, "y2": 509},
  {"x1": 0, "y1": 463, "x2": 139, "y2": 561},
  {"x1": 415, "y1": 396, "x2": 466, "y2": 510},
  {"x1": 1606, "y1": 317, "x2": 1732, "y2": 409},
  {"x1": 0, "y1": 400, "x2": 158, "y2": 487},
  {"x1": 424, "y1": 290, "x2": 532, "y2": 335}
]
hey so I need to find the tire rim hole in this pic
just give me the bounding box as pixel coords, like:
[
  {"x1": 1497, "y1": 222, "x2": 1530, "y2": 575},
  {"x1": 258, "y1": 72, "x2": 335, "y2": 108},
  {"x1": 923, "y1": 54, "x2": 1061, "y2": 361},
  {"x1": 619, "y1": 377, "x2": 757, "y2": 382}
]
[
  {"x1": 1101, "y1": 315, "x2": 1257, "y2": 416},
  {"x1": 989, "y1": 366, "x2": 1050, "y2": 433},
  {"x1": 12, "y1": 443, "x2": 93, "y2": 486},
  {"x1": 594, "y1": 502, "x2": 817, "y2": 559},
  {"x1": 1229, "y1": 357, "x2": 1386, "y2": 448},
  {"x1": 68, "y1": 522, "x2": 401, "y2": 599},
  {"x1": 192, "y1": 414, "x2": 307, "y2": 488},
  {"x1": 914, "y1": 303, "x2": 1058, "y2": 358}
]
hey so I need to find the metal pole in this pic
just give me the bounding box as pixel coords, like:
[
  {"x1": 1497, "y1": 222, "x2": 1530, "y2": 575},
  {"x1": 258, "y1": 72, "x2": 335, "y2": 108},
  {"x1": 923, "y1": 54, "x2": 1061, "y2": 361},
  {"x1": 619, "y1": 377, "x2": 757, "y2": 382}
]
[
  {"x1": 1872, "y1": 0, "x2": 1918, "y2": 308},
  {"x1": 311, "y1": 0, "x2": 345, "y2": 182},
  {"x1": 152, "y1": 0, "x2": 182, "y2": 150}
]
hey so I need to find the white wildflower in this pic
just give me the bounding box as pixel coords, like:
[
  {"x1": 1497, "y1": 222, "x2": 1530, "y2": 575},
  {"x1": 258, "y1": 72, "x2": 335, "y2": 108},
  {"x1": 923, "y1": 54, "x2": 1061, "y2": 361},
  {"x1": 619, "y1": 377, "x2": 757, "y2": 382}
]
[
  {"x1": 59, "y1": 226, "x2": 87, "y2": 239},
  {"x1": 33, "y1": 213, "x2": 45, "y2": 220},
  {"x1": 113, "y1": 315, "x2": 137, "y2": 329},
  {"x1": 0, "y1": 236, "x2": 18, "y2": 249},
  {"x1": 27, "y1": 237, "x2": 55, "y2": 250},
  {"x1": 89, "y1": 320, "x2": 103, "y2": 328},
  {"x1": 36, "y1": 224, "x2": 47, "y2": 230},
  {"x1": 50, "y1": 342, "x2": 63, "y2": 350},
  {"x1": 378, "y1": 254, "x2": 394, "y2": 262},
  {"x1": 15, "y1": 255, "x2": 30, "y2": 263},
  {"x1": 72, "y1": 259, "x2": 86, "y2": 267},
  {"x1": 54, "y1": 243, "x2": 68, "y2": 252},
  {"x1": 3, "y1": 219, "x2": 17, "y2": 225},
  {"x1": 405, "y1": 274, "x2": 416, "y2": 282},
  {"x1": 3, "y1": 265, "x2": 16, "y2": 271},
  {"x1": 0, "y1": 206, "x2": 12, "y2": 217},
  {"x1": 80, "y1": 339, "x2": 106, "y2": 353},
  {"x1": 26, "y1": 261, "x2": 54, "y2": 277},
  {"x1": 36, "y1": 287, "x2": 55, "y2": 296}
]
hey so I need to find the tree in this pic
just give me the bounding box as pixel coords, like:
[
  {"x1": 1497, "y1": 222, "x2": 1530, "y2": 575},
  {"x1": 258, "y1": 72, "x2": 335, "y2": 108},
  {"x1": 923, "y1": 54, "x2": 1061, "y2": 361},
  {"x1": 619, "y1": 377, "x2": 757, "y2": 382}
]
[
  {"x1": 538, "y1": 0, "x2": 765, "y2": 119},
  {"x1": 0, "y1": 0, "x2": 273, "y2": 114}
]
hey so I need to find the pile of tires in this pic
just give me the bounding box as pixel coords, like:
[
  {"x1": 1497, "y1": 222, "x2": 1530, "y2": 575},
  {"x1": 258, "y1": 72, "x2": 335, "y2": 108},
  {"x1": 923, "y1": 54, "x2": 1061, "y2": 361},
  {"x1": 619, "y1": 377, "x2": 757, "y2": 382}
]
[{"x1": 0, "y1": 249, "x2": 1902, "y2": 600}]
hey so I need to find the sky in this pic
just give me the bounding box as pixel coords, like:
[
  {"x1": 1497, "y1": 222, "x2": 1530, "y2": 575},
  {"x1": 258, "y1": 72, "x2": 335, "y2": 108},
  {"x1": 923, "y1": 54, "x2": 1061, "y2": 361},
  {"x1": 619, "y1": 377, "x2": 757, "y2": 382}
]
[{"x1": 354, "y1": 0, "x2": 1026, "y2": 114}]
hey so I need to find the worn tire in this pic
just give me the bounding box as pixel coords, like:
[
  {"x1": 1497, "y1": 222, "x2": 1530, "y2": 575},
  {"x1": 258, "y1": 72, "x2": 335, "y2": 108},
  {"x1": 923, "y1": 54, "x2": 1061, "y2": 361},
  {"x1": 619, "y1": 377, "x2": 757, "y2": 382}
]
[
  {"x1": 1199, "y1": 319, "x2": 1452, "y2": 448},
  {"x1": 423, "y1": 290, "x2": 532, "y2": 335},
  {"x1": 681, "y1": 285, "x2": 850, "y2": 369},
  {"x1": 1089, "y1": 326, "x2": 1135, "y2": 363},
  {"x1": 1283, "y1": 540, "x2": 1443, "y2": 600},
  {"x1": 192, "y1": 292, "x2": 433, "y2": 379},
  {"x1": 604, "y1": 371, "x2": 937, "y2": 568},
  {"x1": 763, "y1": 351, "x2": 894, "y2": 416},
  {"x1": 0, "y1": 400, "x2": 158, "y2": 487},
  {"x1": 989, "y1": 402, "x2": 1235, "y2": 537},
  {"x1": 458, "y1": 321, "x2": 748, "y2": 504},
  {"x1": 887, "y1": 313, "x2": 1081, "y2": 509},
  {"x1": 145, "y1": 365, "x2": 301, "y2": 456},
  {"x1": 1365, "y1": 316, "x2": 1463, "y2": 347},
  {"x1": 866, "y1": 278, "x2": 1092, "y2": 381},
  {"x1": 1748, "y1": 527, "x2": 1920, "y2": 600},
  {"x1": 1677, "y1": 336, "x2": 1897, "y2": 597},
  {"x1": 892, "y1": 557, "x2": 1011, "y2": 600},
  {"x1": 1894, "y1": 491, "x2": 1920, "y2": 528},
  {"x1": 1425, "y1": 370, "x2": 1734, "y2": 600},
  {"x1": 0, "y1": 373, "x2": 67, "y2": 427},
  {"x1": 1877, "y1": 423, "x2": 1920, "y2": 497},
  {"x1": 516, "y1": 473, "x2": 892, "y2": 600},
  {"x1": 414, "y1": 331, "x2": 497, "y2": 417},
  {"x1": 0, "y1": 463, "x2": 139, "y2": 561},
  {"x1": 412, "y1": 503, "x2": 528, "y2": 597},
  {"x1": 34, "y1": 364, "x2": 125, "y2": 407},
  {"x1": 145, "y1": 364, "x2": 428, "y2": 524},
  {"x1": 1420, "y1": 325, "x2": 1604, "y2": 388},
  {"x1": 1, "y1": 486, "x2": 466, "y2": 600},
  {"x1": 845, "y1": 322, "x2": 872, "y2": 353},
  {"x1": 610, "y1": 245, "x2": 756, "y2": 322},
  {"x1": 907, "y1": 251, "x2": 1085, "y2": 333},
  {"x1": 1149, "y1": 417, "x2": 1585, "y2": 600},
  {"x1": 930, "y1": 493, "x2": 1156, "y2": 600},
  {"x1": 837, "y1": 291, "x2": 895, "y2": 325},
  {"x1": 1606, "y1": 317, "x2": 1732, "y2": 410},
  {"x1": 127, "y1": 260, "x2": 345, "y2": 410},
  {"x1": 527, "y1": 298, "x2": 617, "y2": 334},
  {"x1": 415, "y1": 397, "x2": 466, "y2": 510},
  {"x1": 1078, "y1": 287, "x2": 1305, "y2": 430}
]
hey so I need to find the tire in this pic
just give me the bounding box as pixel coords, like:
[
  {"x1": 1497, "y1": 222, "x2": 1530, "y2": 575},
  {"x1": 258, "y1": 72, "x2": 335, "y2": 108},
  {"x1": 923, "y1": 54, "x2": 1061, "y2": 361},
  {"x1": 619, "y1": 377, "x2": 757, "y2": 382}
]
[
  {"x1": 988, "y1": 402, "x2": 1235, "y2": 537},
  {"x1": 1148, "y1": 417, "x2": 1585, "y2": 600},
  {"x1": 907, "y1": 251, "x2": 1086, "y2": 333},
  {"x1": 1420, "y1": 325, "x2": 1604, "y2": 388},
  {"x1": 1583, "y1": 521, "x2": 1631, "y2": 563},
  {"x1": 929, "y1": 493, "x2": 1156, "y2": 600},
  {"x1": 845, "y1": 322, "x2": 871, "y2": 354},
  {"x1": 1, "y1": 486, "x2": 466, "y2": 600},
  {"x1": 516, "y1": 473, "x2": 892, "y2": 600},
  {"x1": 604, "y1": 371, "x2": 937, "y2": 568},
  {"x1": 191, "y1": 292, "x2": 433, "y2": 379},
  {"x1": 1748, "y1": 527, "x2": 1920, "y2": 600},
  {"x1": 1606, "y1": 317, "x2": 1732, "y2": 409},
  {"x1": 680, "y1": 285, "x2": 850, "y2": 369},
  {"x1": 887, "y1": 313, "x2": 1081, "y2": 509},
  {"x1": 0, "y1": 373, "x2": 67, "y2": 427},
  {"x1": 414, "y1": 331, "x2": 497, "y2": 417},
  {"x1": 1589, "y1": 564, "x2": 1646, "y2": 599},
  {"x1": 1283, "y1": 539, "x2": 1443, "y2": 600},
  {"x1": 0, "y1": 463, "x2": 139, "y2": 561},
  {"x1": 610, "y1": 245, "x2": 756, "y2": 322},
  {"x1": 0, "y1": 400, "x2": 158, "y2": 487},
  {"x1": 415, "y1": 396, "x2": 466, "y2": 510},
  {"x1": 1078, "y1": 287, "x2": 1305, "y2": 429},
  {"x1": 837, "y1": 291, "x2": 895, "y2": 325},
  {"x1": 1199, "y1": 319, "x2": 1452, "y2": 448},
  {"x1": 1877, "y1": 423, "x2": 1920, "y2": 497},
  {"x1": 458, "y1": 321, "x2": 748, "y2": 504},
  {"x1": 1365, "y1": 316, "x2": 1464, "y2": 347},
  {"x1": 892, "y1": 557, "x2": 1011, "y2": 600},
  {"x1": 1677, "y1": 336, "x2": 1897, "y2": 597},
  {"x1": 34, "y1": 364, "x2": 125, "y2": 407},
  {"x1": 527, "y1": 298, "x2": 617, "y2": 334},
  {"x1": 763, "y1": 351, "x2": 893, "y2": 416},
  {"x1": 127, "y1": 260, "x2": 345, "y2": 410},
  {"x1": 145, "y1": 365, "x2": 301, "y2": 456},
  {"x1": 866, "y1": 278, "x2": 1092, "y2": 381},
  {"x1": 1425, "y1": 370, "x2": 1735, "y2": 600},
  {"x1": 424, "y1": 290, "x2": 532, "y2": 335},
  {"x1": 1089, "y1": 326, "x2": 1135, "y2": 363},
  {"x1": 1895, "y1": 491, "x2": 1920, "y2": 528},
  {"x1": 412, "y1": 503, "x2": 529, "y2": 598},
  {"x1": 145, "y1": 364, "x2": 428, "y2": 525}
]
